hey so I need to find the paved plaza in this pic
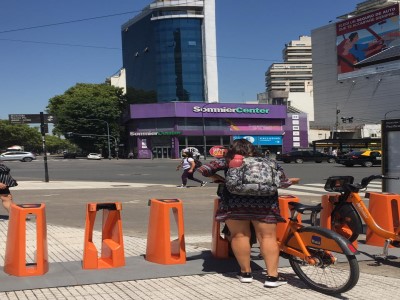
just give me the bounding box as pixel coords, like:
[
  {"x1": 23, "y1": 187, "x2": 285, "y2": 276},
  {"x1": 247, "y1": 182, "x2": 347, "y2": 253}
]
[{"x1": 0, "y1": 181, "x2": 399, "y2": 299}]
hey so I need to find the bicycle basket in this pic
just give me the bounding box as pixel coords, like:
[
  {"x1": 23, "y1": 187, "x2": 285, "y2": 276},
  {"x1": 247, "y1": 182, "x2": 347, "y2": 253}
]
[{"x1": 324, "y1": 176, "x2": 354, "y2": 192}]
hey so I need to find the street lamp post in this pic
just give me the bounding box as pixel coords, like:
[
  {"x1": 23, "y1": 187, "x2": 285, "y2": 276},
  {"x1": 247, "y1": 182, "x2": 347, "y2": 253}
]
[
  {"x1": 84, "y1": 118, "x2": 111, "y2": 160},
  {"x1": 201, "y1": 102, "x2": 215, "y2": 161},
  {"x1": 384, "y1": 110, "x2": 400, "y2": 119}
]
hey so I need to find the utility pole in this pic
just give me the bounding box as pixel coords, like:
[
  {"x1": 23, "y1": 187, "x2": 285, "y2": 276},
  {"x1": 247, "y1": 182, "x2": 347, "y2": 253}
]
[
  {"x1": 334, "y1": 104, "x2": 340, "y2": 139},
  {"x1": 40, "y1": 112, "x2": 50, "y2": 182}
]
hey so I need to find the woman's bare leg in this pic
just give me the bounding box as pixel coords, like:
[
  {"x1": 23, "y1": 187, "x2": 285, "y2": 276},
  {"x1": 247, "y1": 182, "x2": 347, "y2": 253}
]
[
  {"x1": 252, "y1": 221, "x2": 280, "y2": 277},
  {"x1": 1, "y1": 193, "x2": 13, "y2": 213},
  {"x1": 225, "y1": 219, "x2": 252, "y2": 273}
]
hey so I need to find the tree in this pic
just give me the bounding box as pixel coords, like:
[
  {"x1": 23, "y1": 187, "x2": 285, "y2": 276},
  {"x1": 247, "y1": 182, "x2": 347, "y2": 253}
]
[
  {"x1": 0, "y1": 120, "x2": 42, "y2": 152},
  {"x1": 47, "y1": 83, "x2": 127, "y2": 155},
  {"x1": 44, "y1": 135, "x2": 77, "y2": 154}
]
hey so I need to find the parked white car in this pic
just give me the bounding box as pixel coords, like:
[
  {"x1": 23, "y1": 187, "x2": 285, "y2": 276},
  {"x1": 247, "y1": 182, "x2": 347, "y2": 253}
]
[{"x1": 87, "y1": 153, "x2": 102, "y2": 160}]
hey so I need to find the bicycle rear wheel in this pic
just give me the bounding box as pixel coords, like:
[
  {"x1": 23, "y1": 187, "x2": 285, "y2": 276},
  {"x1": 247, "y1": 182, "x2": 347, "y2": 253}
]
[{"x1": 289, "y1": 250, "x2": 358, "y2": 294}]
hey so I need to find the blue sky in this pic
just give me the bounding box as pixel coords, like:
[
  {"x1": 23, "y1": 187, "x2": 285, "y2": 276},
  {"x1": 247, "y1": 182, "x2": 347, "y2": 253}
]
[{"x1": 0, "y1": 0, "x2": 361, "y2": 120}]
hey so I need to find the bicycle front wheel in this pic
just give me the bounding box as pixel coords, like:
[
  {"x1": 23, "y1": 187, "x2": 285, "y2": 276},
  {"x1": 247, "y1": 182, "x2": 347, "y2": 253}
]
[{"x1": 287, "y1": 227, "x2": 359, "y2": 294}]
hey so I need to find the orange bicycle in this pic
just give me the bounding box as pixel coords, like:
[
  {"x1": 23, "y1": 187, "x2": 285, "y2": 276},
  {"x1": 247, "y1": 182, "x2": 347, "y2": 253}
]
[
  {"x1": 277, "y1": 201, "x2": 359, "y2": 294},
  {"x1": 323, "y1": 175, "x2": 400, "y2": 258}
]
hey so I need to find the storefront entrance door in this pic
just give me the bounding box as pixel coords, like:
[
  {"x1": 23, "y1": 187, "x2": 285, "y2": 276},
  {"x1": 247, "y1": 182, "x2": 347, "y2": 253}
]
[{"x1": 152, "y1": 147, "x2": 171, "y2": 159}]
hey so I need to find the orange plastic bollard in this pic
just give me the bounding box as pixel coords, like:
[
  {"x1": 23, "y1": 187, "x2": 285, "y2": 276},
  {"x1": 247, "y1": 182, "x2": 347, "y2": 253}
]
[
  {"x1": 276, "y1": 195, "x2": 301, "y2": 242},
  {"x1": 365, "y1": 192, "x2": 400, "y2": 247},
  {"x1": 82, "y1": 202, "x2": 125, "y2": 269},
  {"x1": 320, "y1": 194, "x2": 338, "y2": 228},
  {"x1": 4, "y1": 203, "x2": 48, "y2": 277},
  {"x1": 146, "y1": 198, "x2": 186, "y2": 265},
  {"x1": 320, "y1": 194, "x2": 358, "y2": 248},
  {"x1": 211, "y1": 198, "x2": 229, "y2": 259}
]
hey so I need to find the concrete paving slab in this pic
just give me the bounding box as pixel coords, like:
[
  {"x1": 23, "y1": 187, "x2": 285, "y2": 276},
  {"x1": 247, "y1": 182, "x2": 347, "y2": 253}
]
[{"x1": 1, "y1": 240, "x2": 399, "y2": 293}]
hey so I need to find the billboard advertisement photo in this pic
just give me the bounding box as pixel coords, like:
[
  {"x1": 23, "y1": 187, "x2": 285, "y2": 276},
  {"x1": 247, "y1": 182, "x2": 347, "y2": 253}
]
[{"x1": 336, "y1": 4, "x2": 400, "y2": 80}]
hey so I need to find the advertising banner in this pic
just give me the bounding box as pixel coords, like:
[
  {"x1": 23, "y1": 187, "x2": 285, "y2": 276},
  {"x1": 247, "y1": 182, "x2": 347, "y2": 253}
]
[
  {"x1": 336, "y1": 4, "x2": 400, "y2": 79},
  {"x1": 233, "y1": 135, "x2": 282, "y2": 146}
]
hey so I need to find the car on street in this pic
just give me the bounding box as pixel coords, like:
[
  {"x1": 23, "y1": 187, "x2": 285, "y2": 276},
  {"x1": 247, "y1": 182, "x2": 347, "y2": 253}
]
[
  {"x1": 276, "y1": 150, "x2": 336, "y2": 164},
  {"x1": 63, "y1": 152, "x2": 77, "y2": 159},
  {"x1": 0, "y1": 151, "x2": 36, "y2": 162},
  {"x1": 87, "y1": 153, "x2": 102, "y2": 160},
  {"x1": 335, "y1": 150, "x2": 382, "y2": 167}
]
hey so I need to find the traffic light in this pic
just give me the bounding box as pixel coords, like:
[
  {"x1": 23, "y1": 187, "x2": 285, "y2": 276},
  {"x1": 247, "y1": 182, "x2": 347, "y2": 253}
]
[
  {"x1": 341, "y1": 117, "x2": 354, "y2": 123},
  {"x1": 40, "y1": 124, "x2": 48, "y2": 135}
]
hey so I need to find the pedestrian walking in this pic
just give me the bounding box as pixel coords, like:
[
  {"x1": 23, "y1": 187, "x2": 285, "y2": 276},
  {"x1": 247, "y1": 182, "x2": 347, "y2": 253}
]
[
  {"x1": 0, "y1": 163, "x2": 18, "y2": 214},
  {"x1": 176, "y1": 151, "x2": 207, "y2": 188},
  {"x1": 196, "y1": 139, "x2": 298, "y2": 287}
]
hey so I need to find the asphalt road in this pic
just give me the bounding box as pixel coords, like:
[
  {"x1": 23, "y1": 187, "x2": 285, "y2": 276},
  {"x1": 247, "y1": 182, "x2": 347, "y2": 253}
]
[{"x1": 5, "y1": 156, "x2": 384, "y2": 184}]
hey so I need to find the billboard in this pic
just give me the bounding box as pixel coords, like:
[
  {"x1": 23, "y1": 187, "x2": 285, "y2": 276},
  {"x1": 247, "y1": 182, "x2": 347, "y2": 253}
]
[
  {"x1": 336, "y1": 4, "x2": 400, "y2": 80},
  {"x1": 233, "y1": 135, "x2": 283, "y2": 146}
]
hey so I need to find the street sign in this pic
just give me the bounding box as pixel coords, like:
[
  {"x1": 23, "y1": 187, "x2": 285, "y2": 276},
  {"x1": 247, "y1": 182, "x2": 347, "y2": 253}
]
[{"x1": 8, "y1": 114, "x2": 56, "y2": 124}]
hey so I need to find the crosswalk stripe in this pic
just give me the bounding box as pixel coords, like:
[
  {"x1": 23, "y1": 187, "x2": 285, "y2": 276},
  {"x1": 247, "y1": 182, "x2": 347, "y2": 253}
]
[{"x1": 280, "y1": 182, "x2": 382, "y2": 197}]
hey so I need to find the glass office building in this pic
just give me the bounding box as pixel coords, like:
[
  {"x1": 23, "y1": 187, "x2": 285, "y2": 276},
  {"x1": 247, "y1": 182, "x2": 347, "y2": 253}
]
[{"x1": 121, "y1": 0, "x2": 218, "y2": 103}]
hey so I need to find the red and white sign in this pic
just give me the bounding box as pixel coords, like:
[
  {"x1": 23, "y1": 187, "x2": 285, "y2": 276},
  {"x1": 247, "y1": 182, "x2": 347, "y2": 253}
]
[{"x1": 209, "y1": 146, "x2": 227, "y2": 158}]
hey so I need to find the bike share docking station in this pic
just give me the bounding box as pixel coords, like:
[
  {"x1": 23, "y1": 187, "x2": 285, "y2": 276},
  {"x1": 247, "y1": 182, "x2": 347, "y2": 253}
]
[
  {"x1": 83, "y1": 202, "x2": 125, "y2": 269},
  {"x1": 146, "y1": 198, "x2": 186, "y2": 264},
  {"x1": 379, "y1": 119, "x2": 400, "y2": 251},
  {"x1": 4, "y1": 203, "x2": 48, "y2": 277},
  {"x1": 364, "y1": 192, "x2": 400, "y2": 248}
]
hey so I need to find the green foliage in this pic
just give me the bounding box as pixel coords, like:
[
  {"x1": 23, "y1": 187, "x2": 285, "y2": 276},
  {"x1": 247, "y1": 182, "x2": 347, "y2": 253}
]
[
  {"x1": 44, "y1": 135, "x2": 77, "y2": 154},
  {"x1": 47, "y1": 83, "x2": 127, "y2": 154},
  {"x1": 0, "y1": 120, "x2": 42, "y2": 152}
]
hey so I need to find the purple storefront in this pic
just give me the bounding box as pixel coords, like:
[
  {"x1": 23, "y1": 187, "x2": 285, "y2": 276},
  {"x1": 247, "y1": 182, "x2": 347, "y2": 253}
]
[{"x1": 126, "y1": 102, "x2": 308, "y2": 159}]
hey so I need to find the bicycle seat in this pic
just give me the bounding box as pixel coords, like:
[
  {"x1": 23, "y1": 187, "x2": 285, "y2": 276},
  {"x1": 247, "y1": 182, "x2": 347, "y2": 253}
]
[{"x1": 288, "y1": 202, "x2": 322, "y2": 214}]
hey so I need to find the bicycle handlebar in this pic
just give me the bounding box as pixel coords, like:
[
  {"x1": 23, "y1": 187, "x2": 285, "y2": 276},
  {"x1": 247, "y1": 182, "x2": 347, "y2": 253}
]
[{"x1": 358, "y1": 175, "x2": 399, "y2": 189}]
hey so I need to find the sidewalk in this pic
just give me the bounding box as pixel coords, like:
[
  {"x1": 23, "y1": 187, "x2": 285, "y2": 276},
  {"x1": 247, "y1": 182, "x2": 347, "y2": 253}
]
[
  {"x1": 13, "y1": 180, "x2": 176, "y2": 190},
  {"x1": 1, "y1": 181, "x2": 399, "y2": 299}
]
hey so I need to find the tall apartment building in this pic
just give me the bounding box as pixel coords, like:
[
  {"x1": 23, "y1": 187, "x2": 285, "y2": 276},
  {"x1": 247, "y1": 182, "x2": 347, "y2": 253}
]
[{"x1": 260, "y1": 36, "x2": 314, "y2": 121}]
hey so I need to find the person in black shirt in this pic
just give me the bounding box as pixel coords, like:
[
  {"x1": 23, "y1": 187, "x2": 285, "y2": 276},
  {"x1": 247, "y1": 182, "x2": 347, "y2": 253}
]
[{"x1": 0, "y1": 163, "x2": 17, "y2": 213}]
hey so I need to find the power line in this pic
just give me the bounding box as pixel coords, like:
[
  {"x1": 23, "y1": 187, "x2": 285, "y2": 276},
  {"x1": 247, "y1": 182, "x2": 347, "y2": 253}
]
[
  {"x1": 0, "y1": 10, "x2": 141, "y2": 34},
  {"x1": 0, "y1": 36, "x2": 340, "y2": 66},
  {"x1": 0, "y1": 0, "x2": 204, "y2": 34},
  {"x1": 0, "y1": 4, "x2": 338, "y2": 66},
  {"x1": 0, "y1": 38, "x2": 121, "y2": 50}
]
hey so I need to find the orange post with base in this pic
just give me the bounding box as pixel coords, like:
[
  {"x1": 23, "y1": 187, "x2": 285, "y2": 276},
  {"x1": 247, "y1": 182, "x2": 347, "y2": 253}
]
[
  {"x1": 4, "y1": 203, "x2": 48, "y2": 277},
  {"x1": 82, "y1": 202, "x2": 125, "y2": 269},
  {"x1": 365, "y1": 192, "x2": 400, "y2": 247},
  {"x1": 146, "y1": 198, "x2": 186, "y2": 265},
  {"x1": 211, "y1": 198, "x2": 229, "y2": 259},
  {"x1": 277, "y1": 195, "x2": 301, "y2": 242},
  {"x1": 320, "y1": 194, "x2": 339, "y2": 229},
  {"x1": 320, "y1": 194, "x2": 358, "y2": 248}
]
